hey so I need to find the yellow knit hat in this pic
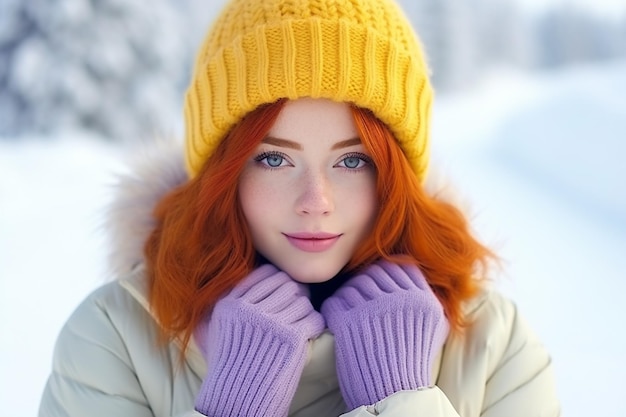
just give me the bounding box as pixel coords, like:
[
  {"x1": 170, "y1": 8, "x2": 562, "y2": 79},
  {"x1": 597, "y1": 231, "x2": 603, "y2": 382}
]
[{"x1": 184, "y1": 0, "x2": 433, "y2": 180}]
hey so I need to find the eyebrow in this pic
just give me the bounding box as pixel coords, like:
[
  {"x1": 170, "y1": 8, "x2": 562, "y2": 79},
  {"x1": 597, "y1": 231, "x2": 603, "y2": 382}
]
[
  {"x1": 331, "y1": 137, "x2": 362, "y2": 150},
  {"x1": 262, "y1": 137, "x2": 302, "y2": 150},
  {"x1": 261, "y1": 136, "x2": 362, "y2": 150}
]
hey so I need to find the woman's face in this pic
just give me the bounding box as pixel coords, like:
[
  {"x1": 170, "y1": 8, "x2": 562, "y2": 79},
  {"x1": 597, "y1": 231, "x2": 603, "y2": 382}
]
[{"x1": 238, "y1": 98, "x2": 378, "y2": 283}]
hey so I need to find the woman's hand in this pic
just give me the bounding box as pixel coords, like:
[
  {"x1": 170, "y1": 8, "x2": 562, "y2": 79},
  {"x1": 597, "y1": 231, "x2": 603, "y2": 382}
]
[
  {"x1": 194, "y1": 264, "x2": 325, "y2": 417},
  {"x1": 321, "y1": 260, "x2": 449, "y2": 410}
]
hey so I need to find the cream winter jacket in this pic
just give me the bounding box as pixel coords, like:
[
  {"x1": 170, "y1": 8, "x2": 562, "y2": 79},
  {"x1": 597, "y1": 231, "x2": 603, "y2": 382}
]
[{"x1": 38, "y1": 142, "x2": 560, "y2": 417}]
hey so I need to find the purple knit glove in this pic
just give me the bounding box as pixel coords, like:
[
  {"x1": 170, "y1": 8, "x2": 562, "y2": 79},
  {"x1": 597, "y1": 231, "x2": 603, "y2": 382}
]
[
  {"x1": 321, "y1": 260, "x2": 449, "y2": 410},
  {"x1": 194, "y1": 264, "x2": 325, "y2": 417}
]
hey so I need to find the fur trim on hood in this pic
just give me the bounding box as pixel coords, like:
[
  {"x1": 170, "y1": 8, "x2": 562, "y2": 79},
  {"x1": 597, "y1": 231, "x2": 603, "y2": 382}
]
[
  {"x1": 105, "y1": 139, "x2": 188, "y2": 279},
  {"x1": 103, "y1": 139, "x2": 467, "y2": 280}
]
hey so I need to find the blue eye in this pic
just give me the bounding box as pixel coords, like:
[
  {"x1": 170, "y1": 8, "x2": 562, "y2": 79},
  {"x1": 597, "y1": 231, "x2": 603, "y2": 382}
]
[
  {"x1": 254, "y1": 152, "x2": 289, "y2": 168},
  {"x1": 337, "y1": 153, "x2": 371, "y2": 170},
  {"x1": 266, "y1": 154, "x2": 283, "y2": 167},
  {"x1": 343, "y1": 157, "x2": 362, "y2": 169}
]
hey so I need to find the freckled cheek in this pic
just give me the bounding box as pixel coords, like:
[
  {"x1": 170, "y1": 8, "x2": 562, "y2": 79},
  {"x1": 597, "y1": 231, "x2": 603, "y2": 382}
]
[
  {"x1": 239, "y1": 177, "x2": 288, "y2": 218},
  {"x1": 336, "y1": 178, "x2": 378, "y2": 218}
]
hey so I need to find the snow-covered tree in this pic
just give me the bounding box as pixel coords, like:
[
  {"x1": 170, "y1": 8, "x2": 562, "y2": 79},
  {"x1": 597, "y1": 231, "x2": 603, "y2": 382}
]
[
  {"x1": 0, "y1": 0, "x2": 195, "y2": 141},
  {"x1": 533, "y1": 6, "x2": 626, "y2": 68},
  {"x1": 399, "y1": 0, "x2": 626, "y2": 90},
  {"x1": 471, "y1": 0, "x2": 534, "y2": 69},
  {"x1": 400, "y1": 0, "x2": 481, "y2": 91}
]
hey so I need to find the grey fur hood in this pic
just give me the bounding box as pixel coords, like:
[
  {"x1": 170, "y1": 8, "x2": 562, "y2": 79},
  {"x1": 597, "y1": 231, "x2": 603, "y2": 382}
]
[{"x1": 105, "y1": 140, "x2": 188, "y2": 279}]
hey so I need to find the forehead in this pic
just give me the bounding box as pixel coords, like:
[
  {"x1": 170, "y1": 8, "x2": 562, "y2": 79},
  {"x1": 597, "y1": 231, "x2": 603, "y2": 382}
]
[{"x1": 267, "y1": 98, "x2": 359, "y2": 143}]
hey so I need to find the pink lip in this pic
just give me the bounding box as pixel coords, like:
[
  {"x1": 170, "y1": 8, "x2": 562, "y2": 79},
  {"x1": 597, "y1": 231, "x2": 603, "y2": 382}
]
[{"x1": 284, "y1": 232, "x2": 341, "y2": 253}]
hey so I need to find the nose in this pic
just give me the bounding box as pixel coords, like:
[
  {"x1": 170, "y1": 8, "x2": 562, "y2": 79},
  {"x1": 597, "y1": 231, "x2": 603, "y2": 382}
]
[{"x1": 295, "y1": 171, "x2": 334, "y2": 216}]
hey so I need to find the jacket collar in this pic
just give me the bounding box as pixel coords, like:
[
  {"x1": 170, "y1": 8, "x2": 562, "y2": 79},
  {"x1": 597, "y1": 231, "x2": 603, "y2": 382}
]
[{"x1": 118, "y1": 263, "x2": 207, "y2": 376}]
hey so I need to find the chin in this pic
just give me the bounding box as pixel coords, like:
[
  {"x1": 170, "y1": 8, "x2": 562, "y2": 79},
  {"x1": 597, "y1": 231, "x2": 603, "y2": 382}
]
[
  {"x1": 279, "y1": 261, "x2": 345, "y2": 284},
  {"x1": 290, "y1": 273, "x2": 335, "y2": 284}
]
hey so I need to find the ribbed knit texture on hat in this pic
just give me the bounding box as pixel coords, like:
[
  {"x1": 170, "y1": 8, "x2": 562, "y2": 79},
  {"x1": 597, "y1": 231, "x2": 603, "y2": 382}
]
[{"x1": 184, "y1": 0, "x2": 433, "y2": 180}]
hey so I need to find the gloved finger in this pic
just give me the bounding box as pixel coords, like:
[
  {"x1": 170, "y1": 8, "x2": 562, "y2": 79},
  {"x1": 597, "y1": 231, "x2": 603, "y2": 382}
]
[
  {"x1": 396, "y1": 262, "x2": 430, "y2": 291},
  {"x1": 334, "y1": 281, "x2": 375, "y2": 305},
  {"x1": 252, "y1": 279, "x2": 307, "y2": 313},
  {"x1": 230, "y1": 264, "x2": 281, "y2": 297},
  {"x1": 338, "y1": 263, "x2": 405, "y2": 299},
  {"x1": 373, "y1": 260, "x2": 432, "y2": 292},
  {"x1": 272, "y1": 295, "x2": 319, "y2": 324},
  {"x1": 289, "y1": 304, "x2": 326, "y2": 339},
  {"x1": 372, "y1": 261, "x2": 422, "y2": 290}
]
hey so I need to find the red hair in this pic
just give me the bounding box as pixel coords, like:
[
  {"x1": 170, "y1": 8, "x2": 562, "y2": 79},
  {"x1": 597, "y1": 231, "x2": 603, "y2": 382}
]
[
  {"x1": 349, "y1": 106, "x2": 495, "y2": 329},
  {"x1": 145, "y1": 99, "x2": 495, "y2": 351}
]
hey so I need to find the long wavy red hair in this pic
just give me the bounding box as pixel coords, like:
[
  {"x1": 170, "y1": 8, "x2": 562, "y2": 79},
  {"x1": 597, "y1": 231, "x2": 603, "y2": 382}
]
[{"x1": 145, "y1": 99, "x2": 496, "y2": 351}]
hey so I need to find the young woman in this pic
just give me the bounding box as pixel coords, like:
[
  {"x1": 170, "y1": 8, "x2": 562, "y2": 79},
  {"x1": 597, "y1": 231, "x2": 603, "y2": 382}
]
[{"x1": 39, "y1": 0, "x2": 560, "y2": 416}]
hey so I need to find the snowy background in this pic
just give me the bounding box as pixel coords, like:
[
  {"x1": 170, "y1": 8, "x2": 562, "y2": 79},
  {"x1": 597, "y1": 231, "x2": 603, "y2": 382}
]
[{"x1": 1, "y1": 0, "x2": 626, "y2": 416}]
